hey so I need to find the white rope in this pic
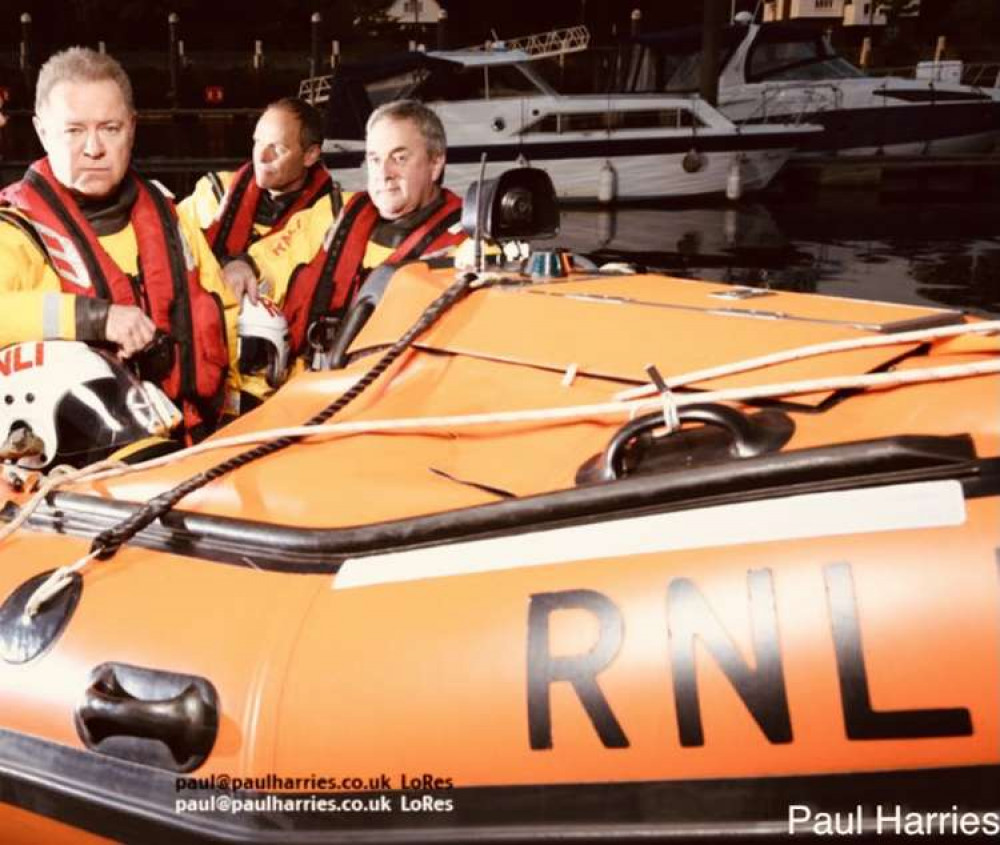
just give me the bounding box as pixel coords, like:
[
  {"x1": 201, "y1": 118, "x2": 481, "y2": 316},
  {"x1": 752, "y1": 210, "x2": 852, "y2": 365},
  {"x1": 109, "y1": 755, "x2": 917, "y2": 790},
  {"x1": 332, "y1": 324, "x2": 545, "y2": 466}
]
[
  {"x1": 3, "y1": 337, "x2": 998, "y2": 565},
  {"x1": 24, "y1": 354, "x2": 1000, "y2": 496},
  {"x1": 6, "y1": 312, "x2": 996, "y2": 615},
  {"x1": 22, "y1": 547, "x2": 101, "y2": 620},
  {"x1": 614, "y1": 319, "x2": 1000, "y2": 401},
  {"x1": 0, "y1": 459, "x2": 125, "y2": 545}
]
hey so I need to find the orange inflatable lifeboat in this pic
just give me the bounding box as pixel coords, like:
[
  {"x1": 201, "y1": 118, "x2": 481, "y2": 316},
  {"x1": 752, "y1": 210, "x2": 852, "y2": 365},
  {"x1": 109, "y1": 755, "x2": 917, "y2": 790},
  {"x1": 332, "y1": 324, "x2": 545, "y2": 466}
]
[{"x1": 0, "y1": 171, "x2": 998, "y2": 843}]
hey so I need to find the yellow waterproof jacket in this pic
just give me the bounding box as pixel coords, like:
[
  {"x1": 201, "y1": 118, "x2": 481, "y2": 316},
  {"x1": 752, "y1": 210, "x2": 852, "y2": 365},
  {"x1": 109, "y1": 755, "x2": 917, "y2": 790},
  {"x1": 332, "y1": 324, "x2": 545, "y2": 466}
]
[
  {"x1": 177, "y1": 170, "x2": 243, "y2": 231},
  {"x1": 246, "y1": 190, "x2": 403, "y2": 304},
  {"x1": 0, "y1": 204, "x2": 242, "y2": 412},
  {"x1": 178, "y1": 169, "x2": 342, "y2": 262}
]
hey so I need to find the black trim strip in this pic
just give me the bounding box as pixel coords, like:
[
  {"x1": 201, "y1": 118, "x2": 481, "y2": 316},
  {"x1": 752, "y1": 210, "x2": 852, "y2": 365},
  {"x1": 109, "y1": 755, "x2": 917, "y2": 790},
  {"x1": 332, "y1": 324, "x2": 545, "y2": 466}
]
[
  {"x1": 748, "y1": 101, "x2": 1000, "y2": 153},
  {"x1": 0, "y1": 727, "x2": 997, "y2": 844},
  {"x1": 207, "y1": 171, "x2": 226, "y2": 204},
  {"x1": 875, "y1": 89, "x2": 992, "y2": 103},
  {"x1": 7, "y1": 441, "x2": 996, "y2": 572},
  {"x1": 322, "y1": 129, "x2": 813, "y2": 171}
]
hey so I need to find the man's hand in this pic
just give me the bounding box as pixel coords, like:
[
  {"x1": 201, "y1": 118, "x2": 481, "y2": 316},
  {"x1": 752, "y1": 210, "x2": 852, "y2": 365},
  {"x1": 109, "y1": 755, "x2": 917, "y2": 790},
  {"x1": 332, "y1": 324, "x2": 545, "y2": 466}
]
[
  {"x1": 105, "y1": 304, "x2": 157, "y2": 358},
  {"x1": 223, "y1": 259, "x2": 260, "y2": 305}
]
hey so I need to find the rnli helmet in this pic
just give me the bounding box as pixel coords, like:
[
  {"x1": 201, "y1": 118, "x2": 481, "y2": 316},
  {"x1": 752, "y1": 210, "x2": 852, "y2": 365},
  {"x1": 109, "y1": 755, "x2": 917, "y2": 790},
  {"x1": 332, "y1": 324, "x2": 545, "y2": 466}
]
[
  {"x1": 237, "y1": 296, "x2": 291, "y2": 389},
  {"x1": 0, "y1": 341, "x2": 182, "y2": 470}
]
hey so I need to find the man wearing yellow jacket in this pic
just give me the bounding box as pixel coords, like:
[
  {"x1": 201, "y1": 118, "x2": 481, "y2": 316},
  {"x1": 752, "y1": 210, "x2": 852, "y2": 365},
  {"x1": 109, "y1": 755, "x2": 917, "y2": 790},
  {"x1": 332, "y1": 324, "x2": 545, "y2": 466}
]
[
  {"x1": 178, "y1": 97, "x2": 340, "y2": 303},
  {"x1": 238, "y1": 100, "x2": 465, "y2": 396},
  {"x1": 0, "y1": 47, "x2": 239, "y2": 438}
]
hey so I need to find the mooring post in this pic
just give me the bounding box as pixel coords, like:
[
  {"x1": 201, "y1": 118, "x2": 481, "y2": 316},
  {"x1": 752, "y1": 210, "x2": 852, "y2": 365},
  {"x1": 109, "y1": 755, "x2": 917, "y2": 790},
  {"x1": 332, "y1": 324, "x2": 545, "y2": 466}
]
[
  {"x1": 437, "y1": 9, "x2": 448, "y2": 50},
  {"x1": 859, "y1": 35, "x2": 872, "y2": 68},
  {"x1": 168, "y1": 12, "x2": 180, "y2": 108},
  {"x1": 934, "y1": 35, "x2": 946, "y2": 62},
  {"x1": 310, "y1": 12, "x2": 322, "y2": 79},
  {"x1": 19, "y1": 12, "x2": 33, "y2": 89},
  {"x1": 330, "y1": 40, "x2": 340, "y2": 71},
  {"x1": 700, "y1": 0, "x2": 723, "y2": 106}
]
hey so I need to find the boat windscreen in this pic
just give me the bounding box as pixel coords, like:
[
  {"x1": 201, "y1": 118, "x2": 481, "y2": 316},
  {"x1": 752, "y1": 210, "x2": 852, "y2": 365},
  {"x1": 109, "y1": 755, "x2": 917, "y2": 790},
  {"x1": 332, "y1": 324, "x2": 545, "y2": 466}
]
[
  {"x1": 414, "y1": 62, "x2": 544, "y2": 101},
  {"x1": 747, "y1": 33, "x2": 864, "y2": 82},
  {"x1": 620, "y1": 27, "x2": 745, "y2": 93},
  {"x1": 323, "y1": 53, "x2": 451, "y2": 139}
]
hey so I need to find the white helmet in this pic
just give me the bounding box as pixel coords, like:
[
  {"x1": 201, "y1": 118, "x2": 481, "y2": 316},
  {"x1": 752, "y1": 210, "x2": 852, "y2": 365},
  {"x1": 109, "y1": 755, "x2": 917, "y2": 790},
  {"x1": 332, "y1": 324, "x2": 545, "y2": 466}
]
[
  {"x1": 0, "y1": 341, "x2": 182, "y2": 469},
  {"x1": 237, "y1": 296, "x2": 291, "y2": 389}
]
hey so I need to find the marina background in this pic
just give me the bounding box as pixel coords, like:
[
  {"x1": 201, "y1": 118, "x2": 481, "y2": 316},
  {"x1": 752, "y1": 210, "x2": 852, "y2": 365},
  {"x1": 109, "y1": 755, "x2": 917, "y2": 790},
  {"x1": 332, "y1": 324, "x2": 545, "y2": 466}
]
[{"x1": 1, "y1": 0, "x2": 998, "y2": 319}]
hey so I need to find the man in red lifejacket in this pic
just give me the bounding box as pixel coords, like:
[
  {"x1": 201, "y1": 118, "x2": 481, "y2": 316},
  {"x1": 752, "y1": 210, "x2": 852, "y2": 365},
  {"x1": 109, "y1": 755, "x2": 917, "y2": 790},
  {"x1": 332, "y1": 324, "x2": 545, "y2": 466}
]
[
  {"x1": 178, "y1": 97, "x2": 340, "y2": 304},
  {"x1": 232, "y1": 99, "x2": 466, "y2": 410},
  {"x1": 0, "y1": 47, "x2": 239, "y2": 438}
]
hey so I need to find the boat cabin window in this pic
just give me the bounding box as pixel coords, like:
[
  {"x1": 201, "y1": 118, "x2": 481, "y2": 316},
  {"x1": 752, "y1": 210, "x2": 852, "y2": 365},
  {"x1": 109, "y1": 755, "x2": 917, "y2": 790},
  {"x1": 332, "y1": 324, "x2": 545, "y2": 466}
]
[
  {"x1": 747, "y1": 36, "x2": 864, "y2": 82},
  {"x1": 521, "y1": 108, "x2": 704, "y2": 134},
  {"x1": 415, "y1": 63, "x2": 542, "y2": 102}
]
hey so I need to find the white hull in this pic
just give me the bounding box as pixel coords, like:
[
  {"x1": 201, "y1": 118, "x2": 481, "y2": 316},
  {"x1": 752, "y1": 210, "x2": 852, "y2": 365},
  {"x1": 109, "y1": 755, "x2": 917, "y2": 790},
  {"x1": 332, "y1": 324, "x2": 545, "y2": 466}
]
[{"x1": 330, "y1": 145, "x2": 796, "y2": 202}]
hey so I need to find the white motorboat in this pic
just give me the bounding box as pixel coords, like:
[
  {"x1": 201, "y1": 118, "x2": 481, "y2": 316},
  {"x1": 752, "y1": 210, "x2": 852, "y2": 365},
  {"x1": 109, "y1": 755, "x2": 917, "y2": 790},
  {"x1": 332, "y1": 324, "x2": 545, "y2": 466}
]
[
  {"x1": 305, "y1": 28, "x2": 819, "y2": 202},
  {"x1": 622, "y1": 18, "x2": 1000, "y2": 157}
]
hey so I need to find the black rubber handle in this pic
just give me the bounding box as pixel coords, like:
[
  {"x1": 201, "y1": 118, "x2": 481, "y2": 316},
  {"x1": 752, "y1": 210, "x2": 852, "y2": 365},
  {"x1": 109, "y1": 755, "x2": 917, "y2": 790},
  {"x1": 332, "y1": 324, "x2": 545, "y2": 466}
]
[
  {"x1": 601, "y1": 403, "x2": 774, "y2": 481},
  {"x1": 77, "y1": 666, "x2": 216, "y2": 767},
  {"x1": 328, "y1": 300, "x2": 376, "y2": 369}
]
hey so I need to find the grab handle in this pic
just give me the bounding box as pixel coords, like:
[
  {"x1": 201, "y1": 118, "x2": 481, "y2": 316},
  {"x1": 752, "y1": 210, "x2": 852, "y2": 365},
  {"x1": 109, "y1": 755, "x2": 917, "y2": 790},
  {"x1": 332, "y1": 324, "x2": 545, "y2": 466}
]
[{"x1": 76, "y1": 663, "x2": 218, "y2": 771}]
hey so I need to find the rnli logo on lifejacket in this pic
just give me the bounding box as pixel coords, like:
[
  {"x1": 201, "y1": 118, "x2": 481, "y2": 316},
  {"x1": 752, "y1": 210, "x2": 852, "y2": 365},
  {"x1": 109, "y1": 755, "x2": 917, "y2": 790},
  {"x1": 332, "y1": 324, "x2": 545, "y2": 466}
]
[
  {"x1": 31, "y1": 220, "x2": 92, "y2": 290},
  {"x1": 526, "y1": 563, "x2": 973, "y2": 750},
  {"x1": 0, "y1": 343, "x2": 45, "y2": 377}
]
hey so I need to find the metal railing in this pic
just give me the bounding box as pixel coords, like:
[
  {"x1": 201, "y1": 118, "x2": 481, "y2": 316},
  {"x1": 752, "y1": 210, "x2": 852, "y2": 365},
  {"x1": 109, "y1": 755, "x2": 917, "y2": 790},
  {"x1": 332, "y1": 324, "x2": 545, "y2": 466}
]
[
  {"x1": 747, "y1": 83, "x2": 845, "y2": 124},
  {"x1": 297, "y1": 25, "x2": 594, "y2": 106},
  {"x1": 298, "y1": 74, "x2": 331, "y2": 105},
  {"x1": 468, "y1": 25, "x2": 591, "y2": 60}
]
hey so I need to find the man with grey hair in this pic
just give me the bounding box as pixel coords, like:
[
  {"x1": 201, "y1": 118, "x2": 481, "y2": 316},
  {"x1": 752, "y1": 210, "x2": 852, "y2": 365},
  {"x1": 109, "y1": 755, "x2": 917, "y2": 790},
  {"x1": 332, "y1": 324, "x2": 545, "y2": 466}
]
[
  {"x1": 0, "y1": 47, "x2": 240, "y2": 437},
  {"x1": 231, "y1": 98, "x2": 465, "y2": 401}
]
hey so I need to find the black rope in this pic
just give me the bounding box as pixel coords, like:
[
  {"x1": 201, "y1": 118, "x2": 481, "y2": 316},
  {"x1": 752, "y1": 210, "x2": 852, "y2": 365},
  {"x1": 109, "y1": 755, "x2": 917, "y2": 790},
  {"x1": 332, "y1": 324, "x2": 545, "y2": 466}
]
[{"x1": 90, "y1": 272, "x2": 481, "y2": 560}]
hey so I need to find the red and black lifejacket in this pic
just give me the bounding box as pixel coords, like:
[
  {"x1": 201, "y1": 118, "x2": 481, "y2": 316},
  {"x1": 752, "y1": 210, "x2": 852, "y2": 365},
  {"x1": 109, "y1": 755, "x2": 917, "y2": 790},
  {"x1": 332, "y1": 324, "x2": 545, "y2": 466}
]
[
  {"x1": 204, "y1": 161, "x2": 334, "y2": 260},
  {"x1": 1, "y1": 157, "x2": 230, "y2": 434},
  {"x1": 283, "y1": 189, "x2": 465, "y2": 354}
]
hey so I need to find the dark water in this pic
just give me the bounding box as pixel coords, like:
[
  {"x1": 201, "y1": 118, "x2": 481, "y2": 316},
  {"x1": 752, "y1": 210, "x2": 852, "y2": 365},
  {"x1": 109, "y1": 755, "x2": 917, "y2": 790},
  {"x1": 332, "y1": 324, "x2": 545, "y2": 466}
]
[{"x1": 552, "y1": 193, "x2": 1000, "y2": 318}]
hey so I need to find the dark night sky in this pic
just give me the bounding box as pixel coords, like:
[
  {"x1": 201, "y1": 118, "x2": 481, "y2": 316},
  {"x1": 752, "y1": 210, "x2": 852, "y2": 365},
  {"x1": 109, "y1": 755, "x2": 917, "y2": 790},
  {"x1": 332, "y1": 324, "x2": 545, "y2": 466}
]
[
  {"x1": 1, "y1": 0, "x2": 993, "y2": 57},
  {"x1": 1, "y1": 1, "x2": 753, "y2": 51}
]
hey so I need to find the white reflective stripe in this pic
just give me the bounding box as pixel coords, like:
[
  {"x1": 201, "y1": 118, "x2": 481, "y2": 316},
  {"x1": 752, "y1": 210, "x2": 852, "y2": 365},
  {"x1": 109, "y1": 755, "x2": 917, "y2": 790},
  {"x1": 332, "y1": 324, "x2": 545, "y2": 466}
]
[
  {"x1": 42, "y1": 293, "x2": 63, "y2": 338},
  {"x1": 150, "y1": 179, "x2": 175, "y2": 199},
  {"x1": 177, "y1": 224, "x2": 196, "y2": 271},
  {"x1": 333, "y1": 480, "x2": 967, "y2": 590},
  {"x1": 31, "y1": 220, "x2": 91, "y2": 289}
]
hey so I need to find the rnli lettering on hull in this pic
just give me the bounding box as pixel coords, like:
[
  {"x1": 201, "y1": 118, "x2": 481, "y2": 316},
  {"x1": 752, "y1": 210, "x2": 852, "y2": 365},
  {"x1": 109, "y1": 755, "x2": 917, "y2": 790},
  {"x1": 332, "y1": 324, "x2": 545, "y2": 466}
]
[
  {"x1": 525, "y1": 563, "x2": 973, "y2": 751},
  {"x1": 331, "y1": 480, "x2": 979, "y2": 757}
]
